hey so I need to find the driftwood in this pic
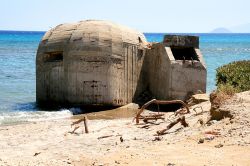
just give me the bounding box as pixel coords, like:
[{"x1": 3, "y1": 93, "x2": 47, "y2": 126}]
[
  {"x1": 135, "y1": 99, "x2": 190, "y2": 124},
  {"x1": 83, "y1": 117, "x2": 89, "y2": 133},
  {"x1": 69, "y1": 126, "x2": 80, "y2": 134},
  {"x1": 33, "y1": 152, "x2": 41, "y2": 156},
  {"x1": 97, "y1": 135, "x2": 113, "y2": 139},
  {"x1": 140, "y1": 124, "x2": 151, "y2": 129},
  {"x1": 71, "y1": 116, "x2": 89, "y2": 134},
  {"x1": 71, "y1": 119, "x2": 84, "y2": 126},
  {"x1": 156, "y1": 116, "x2": 189, "y2": 135},
  {"x1": 205, "y1": 130, "x2": 220, "y2": 135}
]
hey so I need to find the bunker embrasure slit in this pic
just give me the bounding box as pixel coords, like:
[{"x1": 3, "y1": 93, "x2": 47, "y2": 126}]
[
  {"x1": 44, "y1": 52, "x2": 63, "y2": 62},
  {"x1": 170, "y1": 47, "x2": 199, "y2": 61}
]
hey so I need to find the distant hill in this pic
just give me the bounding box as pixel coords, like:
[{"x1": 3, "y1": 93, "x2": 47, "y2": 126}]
[{"x1": 210, "y1": 27, "x2": 231, "y2": 33}]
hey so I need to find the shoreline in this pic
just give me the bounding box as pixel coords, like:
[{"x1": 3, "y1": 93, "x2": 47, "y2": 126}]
[
  {"x1": 0, "y1": 103, "x2": 140, "y2": 127},
  {"x1": 0, "y1": 92, "x2": 249, "y2": 165}
]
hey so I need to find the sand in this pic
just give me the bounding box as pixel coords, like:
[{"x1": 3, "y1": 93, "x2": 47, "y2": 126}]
[{"x1": 0, "y1": 91, "x2": 250, "y2": 166}]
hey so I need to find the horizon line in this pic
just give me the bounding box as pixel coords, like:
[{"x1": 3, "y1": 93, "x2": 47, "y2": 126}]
[{"x1": 1, "y1": 29, "x2": 250, "y2": 34}]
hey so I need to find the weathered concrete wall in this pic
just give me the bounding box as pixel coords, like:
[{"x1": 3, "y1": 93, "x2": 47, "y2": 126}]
[
  {"x1": 163, "y1": 35, "x2": 199, "y2": 48},
  {"x1": 168, "y1": 60, "x2": 207, "y2": 100},
  {"x1": 142, "y1": 43, "x2": 171, "y2": 99},
  {"x1": 139, "y1": 35, "x2": 206, "y2": 101},
  {"x1": 36, "y1": 20, "x2": 147, "y2": 107}
]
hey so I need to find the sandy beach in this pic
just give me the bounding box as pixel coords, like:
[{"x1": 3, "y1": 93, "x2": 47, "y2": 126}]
[{"x1": 0, "y1": 91, "x2": 250, "y2": 166}]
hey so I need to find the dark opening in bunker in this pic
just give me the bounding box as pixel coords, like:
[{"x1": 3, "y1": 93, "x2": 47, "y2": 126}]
[
  {"x1": 138, "y1": 49, "x2": 143, "y2": 59},
  {"x1": 138, "y1": 37, "x2": 142, "y2": 43},
  {"x1": 171, "y1": 47, "x2": 199, "y2": 61},
  {"x1": 144, "y1": 103, "x2": 183, "y2": 112},
  {"x1": 44, "y1": 52, "x2": 63, "y2": 62}
]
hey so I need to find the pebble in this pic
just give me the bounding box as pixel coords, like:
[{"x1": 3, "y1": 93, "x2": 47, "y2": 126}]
[
  {"x1": 120, "y1": 137, "x2": 124, "y2": 143},
  {"x1": 207, "y1": 120, "x2": 218, "y2": 126},
  {"x1": 215, "y1": 143, "x2": 223, "y2": 148},
  {"x1": 205, "y1": 135, "x2": 214, "y2": 141},
  {"x1": 198, "y1": 138, "x2": 204, "y2": 144}
]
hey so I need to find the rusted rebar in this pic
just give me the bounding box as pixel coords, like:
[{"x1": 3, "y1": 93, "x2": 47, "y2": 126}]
[
  {"x1": 135, "y1": 114, "x2": 165, "y2": 124},
  {"x1": 135, "y1": 99, "x2": 189, "y2": 124},
  {"x1": 156, "y1": 116, "x2": 189, "y2": 135},
  {"x1": 137, "y1": 113, "x2": 165, "y2": 119}
]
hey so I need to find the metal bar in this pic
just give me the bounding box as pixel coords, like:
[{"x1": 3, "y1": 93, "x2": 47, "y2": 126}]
[{"x1": 135, "y1": 99, "x2": 189, "y2": 124}]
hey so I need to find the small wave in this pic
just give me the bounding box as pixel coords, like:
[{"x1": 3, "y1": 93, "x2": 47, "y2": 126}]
[
  {"x1": 68, "y1": 107, "x2": 83, "y2": 115},
  {"x1": 244, "y1": 48, "x2": 250, "y2": 52},
  {"x1": 26, "y1": 110, "x2": 73, "y2": 122},
  {"x1": 0, "y1": 110, "x2": 72, "y2": 125},
  {"x1": 216, "y1": 48, "x2": 224, "y2": 51}
]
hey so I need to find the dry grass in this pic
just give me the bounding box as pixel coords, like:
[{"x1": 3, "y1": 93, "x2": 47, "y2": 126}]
[{"x1": 211, "y1": 84, "x2": 236, "y2": 106}]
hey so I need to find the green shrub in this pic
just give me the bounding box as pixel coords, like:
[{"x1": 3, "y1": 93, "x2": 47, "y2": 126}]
[{"x1": 216, "y1": 60, "x2": 250, "y2": 92}]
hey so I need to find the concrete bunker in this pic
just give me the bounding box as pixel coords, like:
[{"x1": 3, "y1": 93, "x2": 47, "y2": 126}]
[
  {"x1": 143, "y1": 35, "x2": 206, "y2": 103},
  {"x1": 36, "y1": 20, "x2": 206, "y2": 109},
  {"x1": 36, "y1": 20, "x2": 147, "y2": 107}
]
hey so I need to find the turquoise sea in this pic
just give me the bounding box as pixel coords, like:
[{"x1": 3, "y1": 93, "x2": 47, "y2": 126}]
[{"x1": 0, "y1": 31, "x2": 249, "y2": 125}]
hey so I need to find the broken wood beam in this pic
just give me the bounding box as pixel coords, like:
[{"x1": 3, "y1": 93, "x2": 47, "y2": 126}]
[{"x1": 83, "y1": 116, "x2": 89, "y2": 133}]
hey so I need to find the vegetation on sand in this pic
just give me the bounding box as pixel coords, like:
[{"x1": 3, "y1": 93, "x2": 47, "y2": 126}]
[{"x1": 216, "y1": 60, "x2": 250, "y2": 93}]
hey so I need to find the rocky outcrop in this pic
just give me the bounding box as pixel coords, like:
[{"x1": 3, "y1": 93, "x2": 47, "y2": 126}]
[{"x1": 209, "y1": 91, "x2": 250, "y2": 120}]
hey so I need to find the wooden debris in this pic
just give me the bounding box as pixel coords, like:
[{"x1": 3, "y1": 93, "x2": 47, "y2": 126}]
[
  {"x1": 139, "y1": 124, "x2": 150, "y2": 129},
  {"x1": 83, "y1": 117, "x2": 89, "y2": 133},
  {"x1": 97, "y1": 135, "x2": 113, "y2": 140},
  {"x1": 152, "y1": 136, "x2": 162, "y2": 141},
  {"x1": 34, "y1": 152, "x2": 41, "y2": 156},
  {"x1": 0, "y1": 129, "x2": 8, "y2": 131},
  {"x1": 205, "y1": 130, "x2": 220, "y2": 136},
  {"x1": 135, "y1": 99, "x2": 189, "y2": 124},
  {"x1": 69, "y1": 126, "x2": 80, "y2": 134},
  {"x1": 71, "y1": 118, "x2": 84, "y2": 127},
  {"x1": 71, "y1": 116, "x2": 89, "y2": 134},
  {"x1": 156, "y1": 116, "x2": 189, "y2": 135}
]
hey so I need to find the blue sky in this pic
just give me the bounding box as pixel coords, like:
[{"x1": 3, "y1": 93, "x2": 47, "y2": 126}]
[{"x1": 1, "y1": 0, "x2": 249, "y2": 32}]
